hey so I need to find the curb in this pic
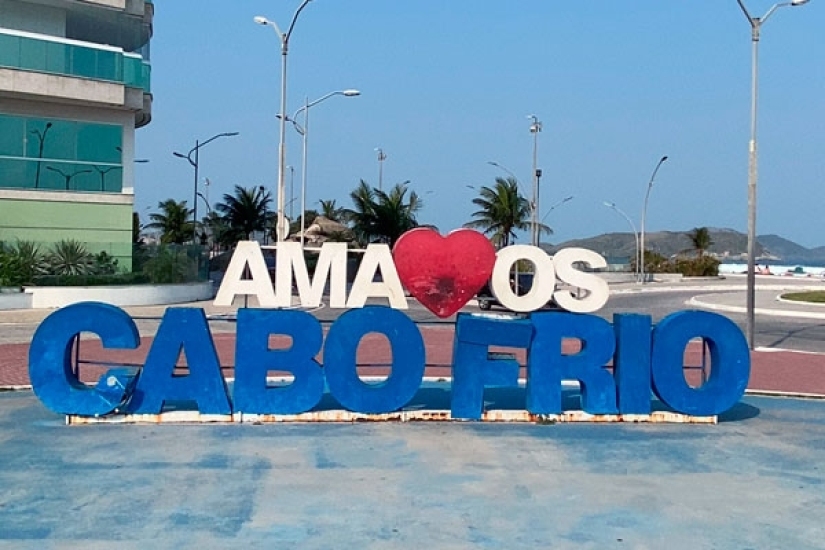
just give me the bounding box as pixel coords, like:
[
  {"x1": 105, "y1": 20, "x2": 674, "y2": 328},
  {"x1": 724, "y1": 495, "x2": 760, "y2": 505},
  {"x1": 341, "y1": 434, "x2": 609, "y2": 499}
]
[
  {"x1": 745, "y1": 389, "x2": 825, "y2": 400},
  {"x1": 688, "y1": 296, "x2": 825, "y2": 321}
]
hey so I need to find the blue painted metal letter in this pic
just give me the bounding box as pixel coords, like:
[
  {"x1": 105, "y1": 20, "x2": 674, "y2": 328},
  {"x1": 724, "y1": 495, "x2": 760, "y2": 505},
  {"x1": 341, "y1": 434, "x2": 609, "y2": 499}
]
[
  {"x1": 127, "y1": 308, "x2": 231, "y2": 415},
  {"x1": 451, "y1": 314, "x2": 532, "y2": 419},
  {"x1": 613, "y1": 314, "x2": 653, "y2": 414},
  {"x1": 234, "y1": 309, "x2": 324, "y2": 414},
  {"x1": 324, "y1": 307, "x2": 425, "y2": 414},
  {"x1": 528, "y1": 312, "x2": 618, "y2": 414},
  {"x1": 651, "y1": 311, "x2": 750, "y2": 416},
  {"x1": 29, "y1": 302, "x2": 140, "y2": 415}
]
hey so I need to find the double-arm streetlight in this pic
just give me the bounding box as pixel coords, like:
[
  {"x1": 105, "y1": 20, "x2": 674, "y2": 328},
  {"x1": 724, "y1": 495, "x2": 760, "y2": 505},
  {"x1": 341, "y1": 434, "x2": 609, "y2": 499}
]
[
  {"x1": 604, "y1": 201, "x2": 640, "y2": 280},
  {"x1": 173, "y1": 131, "x2": 239, "y2": 242},
  {"x1": 735, "y1": 0, "x2": 809, "y2": 349},
  {"x1": 487, "y1": 161, "x2": 517, "y2": 180},
  {"x1": 541, "y1": 196, "x2": 574, "y2": 224},
  {"x1": 639, "y1": 155, "x2": 668, "y2": 284},
  {"x1": 287, "y1": 89, "x2": 361, "y2": 247},
  {"x1": 254, "y1": 0, "x2": 313, "y2": 243}
]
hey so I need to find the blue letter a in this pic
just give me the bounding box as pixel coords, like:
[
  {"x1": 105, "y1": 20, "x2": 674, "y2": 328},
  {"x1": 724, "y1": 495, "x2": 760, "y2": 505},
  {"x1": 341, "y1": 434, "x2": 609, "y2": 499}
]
[{"x1": 127, "y1": 308, "x2": 231, "y2": 415}]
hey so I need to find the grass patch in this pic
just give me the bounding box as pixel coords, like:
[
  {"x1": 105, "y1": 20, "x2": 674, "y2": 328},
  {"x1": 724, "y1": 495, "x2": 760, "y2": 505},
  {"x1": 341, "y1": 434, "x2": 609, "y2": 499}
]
[{"x1": 781, "y1": 291, "x2": 825, "y2": 303}]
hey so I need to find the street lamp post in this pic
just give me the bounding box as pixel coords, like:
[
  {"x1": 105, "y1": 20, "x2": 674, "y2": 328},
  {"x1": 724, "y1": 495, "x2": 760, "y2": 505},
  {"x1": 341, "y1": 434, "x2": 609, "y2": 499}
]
[
  {"x1": 735, "y1": 0, "x2": 809, "y2": 349},
  {"x1": 539, "y1": 195, "x2": 573, "y2": 242},
  {"x1": 639, "y1": 155, "x2": 668, "y2": 284},
  {"x1": 540, "y1": 195, "x2": 574, "y2": 224},
  {"x1": 174, "y1": 132, "x2": 239, "y2": 243},
  {"x1": 375, "y1": 147, "x2": 387, "y2": 190},
  {"x1": 287, "y1": 165, "x2": 295, "y2": 221},
  {"x1": 604, "y1": 201, "x2": 640, "y2": 280},
  {"x1": 487, "y1": 161, "x2": 517, "y2": 180},
  {"x1": 528, "y1": 115, "x2": 542, "y2": 247},
  {"x1": 255, "y1": 0, "x2": 314, "y2": 243},
  {"x1": 288, "y1": 90, "x2": 360, "y2": 247}
]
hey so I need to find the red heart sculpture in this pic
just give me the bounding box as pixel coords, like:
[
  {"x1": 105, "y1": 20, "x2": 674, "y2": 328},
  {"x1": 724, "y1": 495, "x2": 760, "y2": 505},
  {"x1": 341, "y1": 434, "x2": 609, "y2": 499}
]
[{"x1": 393, "y1": 228, "x2": 497, "y2": 318}]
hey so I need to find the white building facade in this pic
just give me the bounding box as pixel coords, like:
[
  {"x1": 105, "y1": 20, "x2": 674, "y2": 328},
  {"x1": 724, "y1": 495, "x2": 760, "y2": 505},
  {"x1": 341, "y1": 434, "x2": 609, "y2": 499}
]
[{"x1": 0, "y1": 0, "x2": 153, "y2": 267}]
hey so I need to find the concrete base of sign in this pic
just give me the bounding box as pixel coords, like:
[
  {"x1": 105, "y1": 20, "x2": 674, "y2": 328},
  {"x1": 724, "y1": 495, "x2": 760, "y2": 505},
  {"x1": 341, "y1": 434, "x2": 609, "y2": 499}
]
[
  {"x1": 66, "y1": 410, "x2": 717, "y2": 425},
  {"x1": 63, "y1": 379, "x2": 719, "y2": 425},
  {"x1": 66, "y1": 410, "x2": 716, "y2": 424}
]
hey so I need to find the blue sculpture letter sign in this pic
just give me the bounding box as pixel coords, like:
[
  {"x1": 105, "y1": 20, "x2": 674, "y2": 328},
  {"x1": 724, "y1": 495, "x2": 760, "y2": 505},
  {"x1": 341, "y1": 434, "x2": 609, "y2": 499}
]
[{"x1": 27, "y1": 231, "x2": 751, "y2": 423}]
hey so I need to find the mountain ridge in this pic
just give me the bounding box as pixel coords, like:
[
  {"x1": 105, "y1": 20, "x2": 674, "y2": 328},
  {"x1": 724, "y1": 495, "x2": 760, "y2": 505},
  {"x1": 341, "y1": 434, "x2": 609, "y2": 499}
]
[{"x1": 544, "y1": 229, "x2": 825, "y2": 265}]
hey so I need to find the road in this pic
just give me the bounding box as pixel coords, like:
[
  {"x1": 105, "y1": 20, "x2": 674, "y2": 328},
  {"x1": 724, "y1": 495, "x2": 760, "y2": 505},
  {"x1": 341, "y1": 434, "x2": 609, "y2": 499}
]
[{"x1": 3, "y1": 276, "x2": 825, "y2": 353}]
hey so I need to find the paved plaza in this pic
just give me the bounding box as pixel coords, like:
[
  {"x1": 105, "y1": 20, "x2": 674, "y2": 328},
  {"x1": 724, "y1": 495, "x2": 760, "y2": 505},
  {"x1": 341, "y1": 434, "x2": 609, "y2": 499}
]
[
  {"x1": 1, "y1": 278, "x2": 824, "y2": 547},
  {"x1": 0, "y1": 390, "x2": 823, "y2": 548}
]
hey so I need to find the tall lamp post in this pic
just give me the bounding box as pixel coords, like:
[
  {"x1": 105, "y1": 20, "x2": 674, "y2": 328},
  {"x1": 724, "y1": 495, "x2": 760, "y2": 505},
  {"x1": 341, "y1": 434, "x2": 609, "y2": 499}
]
[
  {"x1": 540, "y1": 195, "x2": 573, "y2": 234},
  {"x1": 604, "y1": 201, "x2": 640, "y2": 280},
  {"x1": 288, "y1": 89, "x2": 360, "y2": 247},
  {"x1": 735, "y1": 0, "x2": 809, "y2": 349},
  {"x1": 487, "y1": 161, "x2": 517, "y2": 180},
  {"x1": 255, "y1": 0, "x2": 313, "y2": 243},
  {"x1": 375, "y1": 147, "x2": 387, "y2": 190},
  {"x1": 528, "y1": 115, "x2": 542, "y2": 246},
  {"x1": 174, "y1": 132, "x2": 239, "y2": 243},
  {"x1": 287, "y1": 165, "x2": 295, "y2": 221},
  {"x1": 639, "y1": 155, "x2": 668, "y2": 284}
]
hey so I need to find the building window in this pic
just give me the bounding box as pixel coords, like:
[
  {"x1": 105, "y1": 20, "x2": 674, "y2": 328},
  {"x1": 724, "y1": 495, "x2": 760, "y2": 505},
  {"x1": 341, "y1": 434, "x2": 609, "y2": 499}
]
[{"x1": 0, "y1": 114, "x2": 123, "y2": 193}]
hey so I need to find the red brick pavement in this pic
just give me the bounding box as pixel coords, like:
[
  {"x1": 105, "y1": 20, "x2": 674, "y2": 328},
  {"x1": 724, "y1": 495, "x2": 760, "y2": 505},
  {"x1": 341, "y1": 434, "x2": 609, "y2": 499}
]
[{"x1": 2, "y1": 326, "x2": 824, "y2": 396}]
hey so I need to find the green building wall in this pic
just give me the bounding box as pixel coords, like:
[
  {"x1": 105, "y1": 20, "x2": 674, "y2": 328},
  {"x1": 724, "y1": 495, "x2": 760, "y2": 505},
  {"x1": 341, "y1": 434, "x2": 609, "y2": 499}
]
[{"x1": 0, "y1": 195, "x2": 134, "y2": 269}]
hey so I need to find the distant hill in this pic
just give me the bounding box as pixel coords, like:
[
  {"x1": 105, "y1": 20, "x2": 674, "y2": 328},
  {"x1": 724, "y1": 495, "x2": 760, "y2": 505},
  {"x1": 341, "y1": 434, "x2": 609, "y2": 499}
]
[
  {"x1": 543, "y1": 228, "x2": 825, "y2": 264},
  {"x1": 757, "y1": 234, "x2": 825, "y2": 265}
]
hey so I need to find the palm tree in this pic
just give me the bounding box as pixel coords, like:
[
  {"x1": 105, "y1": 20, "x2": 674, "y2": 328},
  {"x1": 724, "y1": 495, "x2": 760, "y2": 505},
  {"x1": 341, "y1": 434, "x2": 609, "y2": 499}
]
[
  {"x1": 318, "y1": 199, "x2": 345, "y2": 222},
  {"x1": 343, "y1": 180, "x2": 421, "y2": 247},
  {"x1": 146, "y1": 199, "x2": 194, "y2": 244},
  {"x1": 464, "y1": 177, "x2": 533, "y2": 248},
  {"x1": 688, "y1": 227, "x2": 714, "y2": 257},
  {"x1": 216, "y1": 185, "x2": 272, "y2": 241},
  {"x1": 202, "y1": 211, "x2": 234, "y2": 251}
]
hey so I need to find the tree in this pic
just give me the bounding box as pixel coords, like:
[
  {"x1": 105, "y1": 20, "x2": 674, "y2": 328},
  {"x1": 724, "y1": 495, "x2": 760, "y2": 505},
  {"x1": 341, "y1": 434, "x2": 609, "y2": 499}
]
[
  {"x1": 318, "y1": 199, "x2": 345, "y2": 222},
  {"x1": 132, "y1": 212, "x2": 144, "y2": 245},
  {"x1": 146, "y1": 199, "x2": 194, "y2": 244},
  {"x1": 688, "y1": 227, "x2": 714, "y2": 257},
  {"x1": 216, "y1": 185, "x2": 272, "y2": 242},
  {"x1": 202, "y1": 211, "x2": 234, "y2": 251},
  {"x1": 343, "y1": 180, "x2": 421, "y2": 247},
  {"x1": 464, "y1": 177, "x2": 533, "y2": 248}
]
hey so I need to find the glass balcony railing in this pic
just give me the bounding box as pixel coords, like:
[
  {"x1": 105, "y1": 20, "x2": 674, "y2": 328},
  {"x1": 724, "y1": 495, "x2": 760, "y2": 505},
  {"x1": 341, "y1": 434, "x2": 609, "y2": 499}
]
[{"x1": 0, "y1": 30, "x2": 151, "y2": 93}]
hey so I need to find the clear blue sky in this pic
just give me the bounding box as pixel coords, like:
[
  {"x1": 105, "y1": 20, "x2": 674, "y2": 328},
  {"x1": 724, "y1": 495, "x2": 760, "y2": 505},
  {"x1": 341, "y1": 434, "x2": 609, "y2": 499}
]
[{"x1": 135, "y1": 0, "x2": 824, "y2": 247}]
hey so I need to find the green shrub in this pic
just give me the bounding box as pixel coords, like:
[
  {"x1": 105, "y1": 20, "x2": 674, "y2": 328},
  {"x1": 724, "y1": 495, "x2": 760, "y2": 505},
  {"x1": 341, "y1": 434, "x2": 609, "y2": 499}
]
[
  {"x1": 0, "y1": 240, "x2": 47, "y2": 286},
  {"x1": 674, "y1": 256, "x2": 720, "y2": 277},
  {"x1": 142, "y1": 246, "x2": 198, "y2": 284},
  {"x1": 92, "y1": 251, "x2": 120, "y2": 275},
  {"x1": 48, "y1": 240, "x2": 94, "y2": 276},
  {"x1": 31, "y1": 273, "x2": 150, "y2": 287},
  {"x1": 633, "y1": 250, "x2": 720, "y2": 277}
]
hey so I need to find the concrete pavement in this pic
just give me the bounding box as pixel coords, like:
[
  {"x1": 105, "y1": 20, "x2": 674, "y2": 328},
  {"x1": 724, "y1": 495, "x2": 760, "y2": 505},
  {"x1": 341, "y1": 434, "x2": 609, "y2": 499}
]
[
  {"x1": 2, "y1": 280, "x2": 825, "y2": 547},
  {"x1": 1, "y1": 390, "x2": 824, "y2": 548}
]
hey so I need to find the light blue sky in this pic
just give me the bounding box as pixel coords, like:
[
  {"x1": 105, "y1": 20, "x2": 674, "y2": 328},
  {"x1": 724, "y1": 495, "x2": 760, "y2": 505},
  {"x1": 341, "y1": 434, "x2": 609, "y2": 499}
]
[{"x1": 135, "y1": 0, "x2": 824, "y2": 247}]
